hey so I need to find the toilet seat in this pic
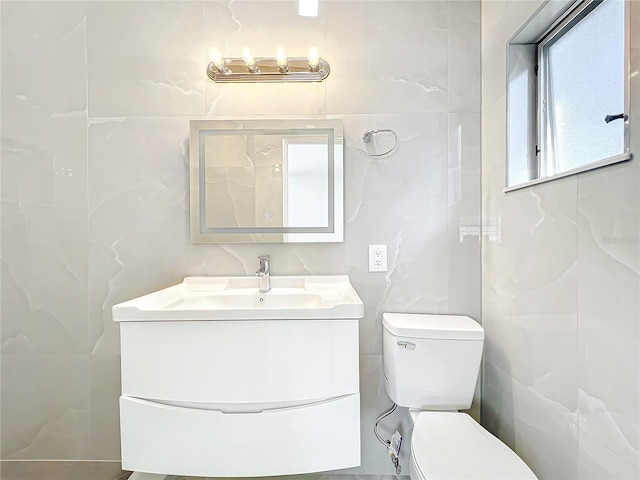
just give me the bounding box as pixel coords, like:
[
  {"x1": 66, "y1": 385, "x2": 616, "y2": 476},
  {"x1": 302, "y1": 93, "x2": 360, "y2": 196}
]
[{"x1": 410, "y1": 412, "x2": 537, "y2": 480}]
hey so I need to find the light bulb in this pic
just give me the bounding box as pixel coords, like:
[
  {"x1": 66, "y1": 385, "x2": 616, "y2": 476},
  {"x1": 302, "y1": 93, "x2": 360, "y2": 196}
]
[
  {"x1": 308, "y1": 46, "x2": 319, "y2": 71},
  {"x1": 276, "y1": 47, "x2": 287, "y2": 67},
  {"x1": 208, "y1": 47, "x2": 230, "y2": 74},
  {"x1": 242, "y1": 47, "x2": 255, "y2": 67},
  {"x1": 209, "y1": 48, "x2": 224, "y2": 68},
  {"x1": 241, "y1": 47, "x2": 259, "y2": 73},
  {"x1": 276, "y1": 47, "x2": 289, "y2": 73}
]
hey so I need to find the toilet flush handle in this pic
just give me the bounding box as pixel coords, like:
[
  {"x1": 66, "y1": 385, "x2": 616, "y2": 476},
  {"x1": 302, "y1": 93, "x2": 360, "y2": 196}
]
[{"x1": 397, "y1": 341, "x2": 415, "y2": 350}]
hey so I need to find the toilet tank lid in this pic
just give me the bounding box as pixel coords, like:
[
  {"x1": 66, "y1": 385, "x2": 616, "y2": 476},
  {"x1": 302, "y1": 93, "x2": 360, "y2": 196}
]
[{"x1": 382, "y1": 313, "x2": 484, "y2": 340}]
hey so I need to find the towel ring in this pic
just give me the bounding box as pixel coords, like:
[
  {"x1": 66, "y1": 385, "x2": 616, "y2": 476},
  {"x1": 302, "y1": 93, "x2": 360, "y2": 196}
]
[{"x1": 356, "y1": 129, "x2": 398, "y2": 157}]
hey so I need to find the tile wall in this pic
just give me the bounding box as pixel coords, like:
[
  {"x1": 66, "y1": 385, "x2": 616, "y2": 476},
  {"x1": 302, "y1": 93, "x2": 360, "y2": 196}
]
[
  {"x1": 0, "y1": 1, "x2": 481, "y2": 477},
  {"x1": 481, "y1": 0, "x2": 640, "y2": 478}
]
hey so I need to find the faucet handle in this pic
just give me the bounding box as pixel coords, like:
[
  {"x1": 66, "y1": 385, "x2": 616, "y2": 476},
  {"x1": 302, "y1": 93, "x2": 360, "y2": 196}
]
[{"x1": 257, "y1": 254, "x2": 270, "y2": 275}]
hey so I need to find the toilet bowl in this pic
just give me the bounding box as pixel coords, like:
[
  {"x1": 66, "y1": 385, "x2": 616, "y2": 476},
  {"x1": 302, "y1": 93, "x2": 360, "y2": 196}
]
[
  {"x1": 410, "y1": 412, "x2": 536, "y2": 480},
  {"x1": 382, "y1": 313, "x2": 537, "y2": 480}
]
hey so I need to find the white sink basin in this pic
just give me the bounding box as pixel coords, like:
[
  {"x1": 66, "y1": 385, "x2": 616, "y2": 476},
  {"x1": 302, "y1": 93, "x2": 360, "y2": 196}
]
[{"x1": 112, "y1": 275, "x2": 364, "y2": 321}]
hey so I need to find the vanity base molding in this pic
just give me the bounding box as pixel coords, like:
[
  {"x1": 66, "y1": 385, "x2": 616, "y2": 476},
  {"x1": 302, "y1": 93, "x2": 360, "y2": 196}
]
[{"x1": 120, "y1": 394, "x2": 360, "y2": 477}]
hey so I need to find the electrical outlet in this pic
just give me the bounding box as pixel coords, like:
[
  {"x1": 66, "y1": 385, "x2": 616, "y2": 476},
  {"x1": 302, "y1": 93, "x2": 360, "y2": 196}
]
[{"x1": 369, "y1": 245, "x2": 387, "y2": 272}]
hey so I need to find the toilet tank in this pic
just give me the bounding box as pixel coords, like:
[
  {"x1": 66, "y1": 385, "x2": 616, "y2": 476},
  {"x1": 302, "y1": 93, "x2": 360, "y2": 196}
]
[{"x1": 382, "y1": 313, "x2": 484, "y2": 410}]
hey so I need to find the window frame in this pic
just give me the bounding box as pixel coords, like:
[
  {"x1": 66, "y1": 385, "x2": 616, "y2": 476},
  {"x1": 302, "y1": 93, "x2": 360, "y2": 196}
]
[{"x1": 505, "y1": 0, "x2": 632, "y2": 192}]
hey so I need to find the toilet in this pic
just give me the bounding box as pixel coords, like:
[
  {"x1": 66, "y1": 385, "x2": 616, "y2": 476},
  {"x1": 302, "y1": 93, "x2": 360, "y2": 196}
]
[{"x1": 382, "y1": 313, "x2": 538, "y2": 480}]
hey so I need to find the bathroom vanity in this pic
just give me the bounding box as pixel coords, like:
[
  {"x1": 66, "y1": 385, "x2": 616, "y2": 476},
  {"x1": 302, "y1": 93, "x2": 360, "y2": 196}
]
[{"x1": 113, "y1": 275, "x2": 363, "y2": 477}]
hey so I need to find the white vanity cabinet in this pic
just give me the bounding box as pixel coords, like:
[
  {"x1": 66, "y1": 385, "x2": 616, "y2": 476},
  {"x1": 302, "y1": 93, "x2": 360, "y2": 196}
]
[{"x1": 113, "y1": 276, "x2": 363, "y2": 477}]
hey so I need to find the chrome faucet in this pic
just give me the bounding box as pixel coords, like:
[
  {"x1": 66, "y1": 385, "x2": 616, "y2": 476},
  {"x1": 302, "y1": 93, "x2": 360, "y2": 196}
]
[{"x1": 256, "y1": 254, "x2": 271, "y2": 293}]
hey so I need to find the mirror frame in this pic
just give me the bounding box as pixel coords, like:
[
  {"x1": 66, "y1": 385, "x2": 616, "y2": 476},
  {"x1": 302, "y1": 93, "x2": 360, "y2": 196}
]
[{"x1": 189, "y1": 118, "x2": 344, "y2": 243}]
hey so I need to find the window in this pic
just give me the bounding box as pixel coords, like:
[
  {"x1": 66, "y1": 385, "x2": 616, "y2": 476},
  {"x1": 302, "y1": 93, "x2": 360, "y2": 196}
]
[{"x1": 506, "y1": 0, "x2": 631, "y2": 190}]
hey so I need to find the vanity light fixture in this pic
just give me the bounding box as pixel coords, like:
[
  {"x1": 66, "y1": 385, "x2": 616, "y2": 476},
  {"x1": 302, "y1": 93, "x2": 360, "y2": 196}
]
[{"x1": 206, "y1": 46, "x2": 330, "y2": 83}]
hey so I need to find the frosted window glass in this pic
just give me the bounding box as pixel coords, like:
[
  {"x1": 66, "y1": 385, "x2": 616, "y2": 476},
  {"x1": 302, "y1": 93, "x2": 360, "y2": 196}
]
[{"x1": 543, "y1": 0, "x2": 624, "y2": 173}]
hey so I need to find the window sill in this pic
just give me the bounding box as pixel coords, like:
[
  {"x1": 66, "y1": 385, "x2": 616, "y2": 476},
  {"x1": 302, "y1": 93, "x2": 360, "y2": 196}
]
[{"x1": 504, "y1": 152, "x2": 633, "y2": 193}]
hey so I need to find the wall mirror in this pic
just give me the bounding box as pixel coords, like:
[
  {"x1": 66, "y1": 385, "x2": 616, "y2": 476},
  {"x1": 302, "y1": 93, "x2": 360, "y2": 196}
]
[{"x1": 189, "y1": 119, "x2": 343, "y2": 243}]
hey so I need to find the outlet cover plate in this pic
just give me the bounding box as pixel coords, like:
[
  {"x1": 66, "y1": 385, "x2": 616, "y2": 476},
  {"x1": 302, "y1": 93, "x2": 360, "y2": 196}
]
[{"x1": 369, "y1": 245, "x2": 387, "y2": 272}]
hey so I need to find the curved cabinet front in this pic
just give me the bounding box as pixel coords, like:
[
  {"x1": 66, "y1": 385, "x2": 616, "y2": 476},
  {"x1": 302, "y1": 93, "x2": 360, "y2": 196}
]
[
  {"x1": 120, "y1": 394, "x2": 360, "y2": 477},
  {"x1": 118, "y1": 318, "x2": 360, "y2": 476}
]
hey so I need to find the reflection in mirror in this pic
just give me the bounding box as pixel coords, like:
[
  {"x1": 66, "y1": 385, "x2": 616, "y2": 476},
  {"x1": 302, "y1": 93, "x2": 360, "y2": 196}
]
[{"x1": 189, "y1": 119, "x2": 343, "y2": 243}]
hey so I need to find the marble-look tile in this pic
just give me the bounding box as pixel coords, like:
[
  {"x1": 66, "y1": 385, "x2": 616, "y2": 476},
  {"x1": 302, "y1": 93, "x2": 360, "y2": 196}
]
[
  {"x1": 205, "y1": 1, "x2": 325, "y2": 116},
  {"x1": 447, "y1": 113, "x2": 481, "y2": 320},
  {"x1": 447, "y1": 115, "x2": 482, "y2": 417},
  {"x1": 0, "y1": 1, "x2": 87, "y2": 119},
  {"x1": 90, "y1": 354, "x2": 123, "y2": 461},
  {"x1": 483, "y1": 307, "x2": 578, "y2": 410},
  {"x1": 578, "y1": 429, "x2": 640, "y2": 480},
  {"x1": 481, "y1": 0, "x2": 543, "y2": 110},
  {"x1": 87, "y1": 1, "x2": 205, "y2": 117},
  {"x1": 485, "y1": 361, "x2": 578, "y2": 479},
  {"x1": 0, "y1": 461, "x2": 130, "y2": 480},
  {"x1": 326, "y1": 1, "x2": 448, "y2": 114},
  {"x1": 1, "y1": 1, "x2": 89, "y2": 355},
  {"x1": 1, "y1": 130, "x2": 89, "y2": 354},
  {"x1": 577, "y1": 164, "x2": 639, "y2": 274},
  {"x1": 482, "y1": 360, "x2": 516, "y2": 450},
  {"x1": 448, "y1": 1, "x2": 481, "y2": 113},
  {"x1": 0, "y1": 355, "x2": 90, "y2": 459},
  {"x1": 484, "y1": 359, "x2": 580, "y2": 480},
  {"x1": 483, "y1": 177, "x2": 579, "y2": 419},
  {"x1": 340, "y1": 114, "x2": 450, "y2": 354},
  {"x1": 446, "y1": 111, "x2": 482, "y2": 419},
  {"x1": 577, "y1": 165, "x2": 640, "y2": 470},
  {"x1": 510, "y1": 378, "x2": 579, "y2": 479},
  {"x1": 87, "y1": 117, "x2": 192, "y2": 356}
]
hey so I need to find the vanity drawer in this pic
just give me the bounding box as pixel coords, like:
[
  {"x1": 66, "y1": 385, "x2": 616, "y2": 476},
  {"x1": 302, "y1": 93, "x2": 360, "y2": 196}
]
[
  {"x1": 120, "y1": 319, "x2": 359, "y2": 403},
  {"x1": 120, "y1": 393, "x2": 361, "y2": 476}
]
